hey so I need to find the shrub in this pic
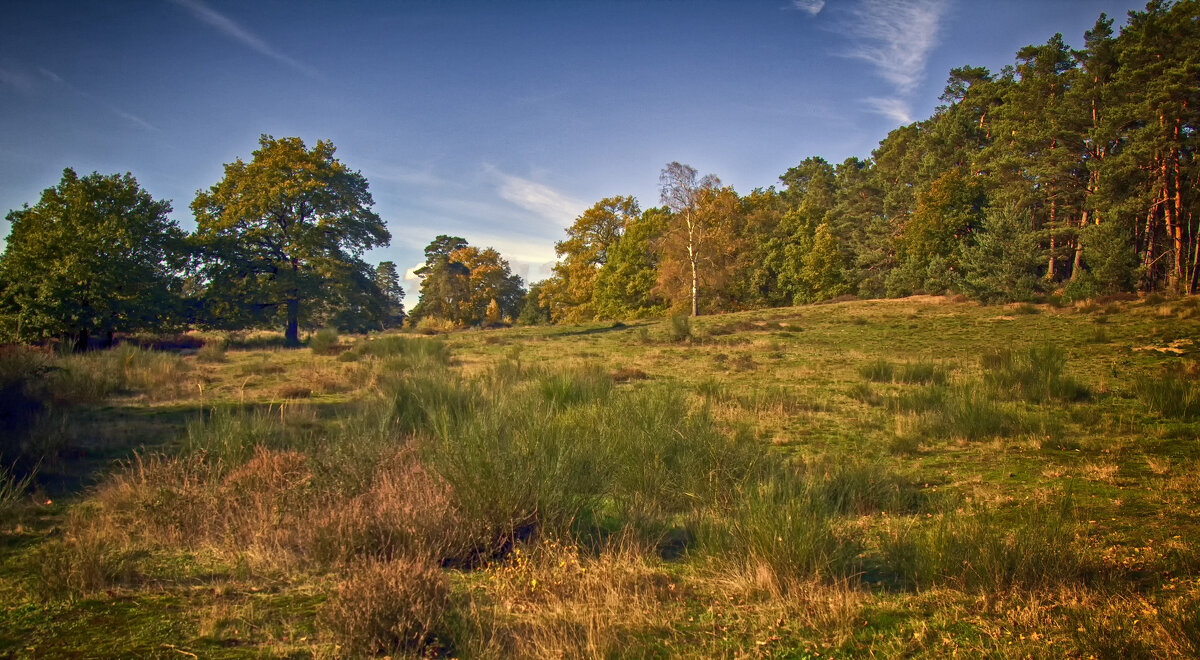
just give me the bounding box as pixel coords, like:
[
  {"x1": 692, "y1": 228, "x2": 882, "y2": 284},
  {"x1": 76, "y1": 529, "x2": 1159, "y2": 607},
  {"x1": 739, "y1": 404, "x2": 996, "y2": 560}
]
[
  {"x1": 196, "y1": 339, "x2": 228, "y2": 363},
  {"x1": 309, "y1": 327, "x2": 340, "y2": 355},
  {"x1": 1135, "y1": 373, "x2": 1200, "y2": 420},
  {"x1": 320, "y1": 556, "x2": 452, "y2": 658},
  {"x1": 980, "y1": 344, "x2": 1089, "y2": 403},
  {"x1": 667, "y1": 314, "x2": 692, "y2": 342}
]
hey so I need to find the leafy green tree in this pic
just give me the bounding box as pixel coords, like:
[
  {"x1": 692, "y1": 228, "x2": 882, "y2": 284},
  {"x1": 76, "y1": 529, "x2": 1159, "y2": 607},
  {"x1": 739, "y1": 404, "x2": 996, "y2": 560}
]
[
  {"x1": 518, "y1": 280, "x2": 554, "y2": 325},
  {"x1": 1079, "y1": 219, "x2": 1139, "y2": 294},
  {"x1": 410, "y1": 236, "x2": 524, "y2": 325},
  {"x1": 592, "y1": 208, "x2": 669, "y2": 319},
  {"x1": 451, "y1": 245, "x2": 525, "y2": 324},
  {"x1": 959, "y1": 206, "x2": 1045, "y2": 303},
  {"x1": 374, "y1": 261, "x2": 406, "y2": 328},
  {"x1": 409, "y1": 235, "x2": 470, "y2": 323},
  {"x1": 544, "y1": 195, "x2": 640, "y2": 323},
  {"x1": 0, "y1": 168, "x2": 186, "y2": 350},
  {"x1": 800, "y1": 222, "x2": 850, "y2": 302},
  {"x1": 192, "y1": 135, "x2": 389, "y2": 346}
]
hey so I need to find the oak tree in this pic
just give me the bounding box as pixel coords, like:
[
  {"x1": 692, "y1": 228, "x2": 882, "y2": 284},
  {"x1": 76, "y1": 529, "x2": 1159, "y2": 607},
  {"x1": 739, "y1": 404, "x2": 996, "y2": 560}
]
[{"x1": 191, "y1": 136, "x2": 389, "y2": 346}]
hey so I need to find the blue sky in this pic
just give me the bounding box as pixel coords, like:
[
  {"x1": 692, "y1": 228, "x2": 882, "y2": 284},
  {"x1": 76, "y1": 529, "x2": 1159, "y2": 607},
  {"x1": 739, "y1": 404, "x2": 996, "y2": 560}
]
[{"x1": 0, "y1": 0, "x2": 1148, "y2": 298}]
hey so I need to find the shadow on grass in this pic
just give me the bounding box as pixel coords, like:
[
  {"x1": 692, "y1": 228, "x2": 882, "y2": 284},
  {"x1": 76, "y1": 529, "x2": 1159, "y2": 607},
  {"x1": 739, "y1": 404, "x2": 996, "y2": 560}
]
[
  {"x1": 25, "y1": 399, "x2": 360, "y2": 499},
  {"x1": 552, "y1": 321, "x2": 634, "y2": 337}
]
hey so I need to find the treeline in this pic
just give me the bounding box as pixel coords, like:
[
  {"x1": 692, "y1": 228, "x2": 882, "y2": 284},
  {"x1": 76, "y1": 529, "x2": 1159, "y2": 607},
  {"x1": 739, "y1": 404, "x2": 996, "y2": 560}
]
[
  {"x1": 531, "y1": 2, "x2": 1200, "y2": 323},
  {"x1": 0, "y1": 136, "x2": 528, "y2": 350}
]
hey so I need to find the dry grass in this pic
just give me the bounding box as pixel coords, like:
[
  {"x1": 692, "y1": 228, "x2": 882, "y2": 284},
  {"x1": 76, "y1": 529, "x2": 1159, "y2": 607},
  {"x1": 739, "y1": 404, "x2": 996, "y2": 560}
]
[{"x1": 321, "y1": 555, "x2": 452, "y2": 657}]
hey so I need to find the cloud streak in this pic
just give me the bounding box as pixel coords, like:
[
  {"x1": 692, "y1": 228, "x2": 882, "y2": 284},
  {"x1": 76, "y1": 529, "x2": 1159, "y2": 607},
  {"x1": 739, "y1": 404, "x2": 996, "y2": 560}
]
[
  {"x1": 788, "y1": 0, "x2": 826, "y2": 16},
  {"x1": 167, "y1": 0, "x2": 321, "y2": 79},
  {"x1": 39, "y1": 67, "x2": 158, "y2": 131},
  {"x1": 489, "y1": 168, "x2": 585, "y2": 228},
  {"x1": 841, "y1": 0, "x2": 947, "y2": 122}
]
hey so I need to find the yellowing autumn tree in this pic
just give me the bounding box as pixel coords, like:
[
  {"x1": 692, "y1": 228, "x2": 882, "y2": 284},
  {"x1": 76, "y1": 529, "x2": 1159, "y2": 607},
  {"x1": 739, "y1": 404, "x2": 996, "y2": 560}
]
[
  {"x1": 655, "y1": 163, "x2": 739, "y2": 315},
  {"x1": 542, "y1": 195, "x2": 640, "y2": 322}
]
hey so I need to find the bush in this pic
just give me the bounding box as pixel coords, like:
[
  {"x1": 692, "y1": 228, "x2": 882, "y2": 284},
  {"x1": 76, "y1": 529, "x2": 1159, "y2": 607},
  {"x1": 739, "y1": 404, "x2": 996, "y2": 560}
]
[
  {"x1": 196, "y1": 339, "x2": 228, "y2": 363},
  {"x1": 321, "y1": 556, "x2": 452, "y2": 658},
  {"x1": 309, "y1": 327, "x2": 339, "y2": 355},
  {"x1": 1135, "y1": 373, "x2": 1200, "y2": 420},
  {"x1": 980, "y1": 344, "x2": 1089, "y2": 403},
  {"x1": 666, "y1": 314, "x2": 692, "y2": 342}
]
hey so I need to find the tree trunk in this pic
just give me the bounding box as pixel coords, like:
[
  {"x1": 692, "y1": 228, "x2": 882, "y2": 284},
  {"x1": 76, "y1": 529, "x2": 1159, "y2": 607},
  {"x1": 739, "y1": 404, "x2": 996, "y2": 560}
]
[
  {"x1": 1071, "y1": 210, "x2": 1087, "y2": 281},
  {"x1": 74, "y1": 328, "x2": 90, "y2": 353},
  {"x1": 286, "y1": 297, "x2": 300, "y2": 347},
  {"x1": 686, "y1": 210, "x2": 699, "y2": 317}
]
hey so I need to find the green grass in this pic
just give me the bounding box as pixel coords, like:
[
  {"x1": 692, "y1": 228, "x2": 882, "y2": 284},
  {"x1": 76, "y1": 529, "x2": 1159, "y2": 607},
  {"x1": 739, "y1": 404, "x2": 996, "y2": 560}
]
[{"x1": 3, "y1": 296, "x2": 1200, "y2": 656}]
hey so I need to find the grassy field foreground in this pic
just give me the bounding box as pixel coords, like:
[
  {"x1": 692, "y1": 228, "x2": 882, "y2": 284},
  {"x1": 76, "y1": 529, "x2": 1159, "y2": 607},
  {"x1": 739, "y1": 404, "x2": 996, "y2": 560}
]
[{"x1": 2, "y1": 295, "x2": 1200, "y2": 658}]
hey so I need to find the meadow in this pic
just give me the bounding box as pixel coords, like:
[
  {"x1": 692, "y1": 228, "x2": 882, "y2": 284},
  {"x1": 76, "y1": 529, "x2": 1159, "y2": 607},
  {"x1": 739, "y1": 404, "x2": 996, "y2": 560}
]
[{"x1": 2, "y1": 294, "x2": 1200, "y2": 658}]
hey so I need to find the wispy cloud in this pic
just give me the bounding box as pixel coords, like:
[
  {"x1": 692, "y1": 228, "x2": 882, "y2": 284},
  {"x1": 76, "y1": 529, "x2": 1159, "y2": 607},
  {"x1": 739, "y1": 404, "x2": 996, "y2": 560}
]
[
  {"x1": 841, "y1": 0, "x2": 947, "y2": 122},
  {"x1": 863, "y1": 97, "x2": 912, "y2": 124},
  {"x1": 489, "y1": 168, "x2": 585, "y2": 228},
  {"x1": 787, "y1": 0, "x2": 826, "y2": 16},
  {"x1": 39, "y1": 67, "x2": 159, "y2": 132},
  {"x1": 167, "y1": 0, "x2": 320, "y2": 79}
]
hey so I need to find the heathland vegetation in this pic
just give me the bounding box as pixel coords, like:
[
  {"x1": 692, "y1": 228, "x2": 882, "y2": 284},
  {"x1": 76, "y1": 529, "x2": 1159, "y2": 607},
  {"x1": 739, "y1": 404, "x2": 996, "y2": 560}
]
[
  {"x1": 2, "y1": 2, "x2": 1200, "y2": 657},
  {"x1": 2, "y1": 297, "x2": 1200, "y2": 657}
]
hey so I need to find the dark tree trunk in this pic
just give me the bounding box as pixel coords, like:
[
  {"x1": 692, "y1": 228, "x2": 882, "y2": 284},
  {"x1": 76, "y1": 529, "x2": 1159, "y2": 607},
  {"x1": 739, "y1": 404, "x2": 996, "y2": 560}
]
[
  {"x1": 74, "y1": 328, "x2": 90, "y2": 353},
  {"x1": 285, "y1": 297, "x2": 300, "y2": 347}
]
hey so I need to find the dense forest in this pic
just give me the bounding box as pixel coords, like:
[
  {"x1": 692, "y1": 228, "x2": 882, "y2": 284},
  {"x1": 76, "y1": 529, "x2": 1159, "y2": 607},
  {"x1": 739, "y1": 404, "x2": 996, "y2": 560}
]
[
  {"x1": 530, "y1": 1, "x2": 1200, "y2": 321},
  {"x1": 1, "y1": 2, "x2": 1197, "y2": 347}
]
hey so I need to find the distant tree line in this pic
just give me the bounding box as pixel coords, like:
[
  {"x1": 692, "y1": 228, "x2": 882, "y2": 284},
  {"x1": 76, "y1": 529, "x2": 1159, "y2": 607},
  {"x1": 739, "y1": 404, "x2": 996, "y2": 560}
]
[
  {"x1": 0, "y1": 136, "x2": 512, "y2": 349},
  {"x1": 530, "y1": 2, "x2": 1200, "y2": 322}
]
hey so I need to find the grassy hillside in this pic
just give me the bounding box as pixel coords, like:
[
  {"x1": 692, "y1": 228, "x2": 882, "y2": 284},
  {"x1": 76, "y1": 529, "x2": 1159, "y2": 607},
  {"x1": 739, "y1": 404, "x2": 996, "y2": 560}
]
[{"x1": 2, "y1": 295, "x2": 1200, "y2": 658}]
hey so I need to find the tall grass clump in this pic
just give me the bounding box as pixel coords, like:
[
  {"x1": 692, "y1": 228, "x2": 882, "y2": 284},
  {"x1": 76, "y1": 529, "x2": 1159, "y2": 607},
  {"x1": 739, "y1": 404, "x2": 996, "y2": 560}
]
[
  {"x1": 875, "y1": 497, "x2": 1083, "y2": 592},
  {"x1": 931, "y1": 384, "x2": 1020, "y2": 440},
  {"x1": 340, "y1": 334, "x2": 449, "y2": 366},
  {"x1": 309, "y1": 327, "x2": 340, "y2": 355},
  {"x1": 47, "y1": 344, "x2": 189, "y2": 403},
  {"x1": 373, "y1": 359, "x2": 764, "y2": 559},
  {"x1": 698, "y1": 479, "x2": 856, "y2": 587},
  {"x1": 859, "y1": 358, "x2": 895, "y2": 382},
  {"x1": 1134, "y1": 372, "x2": 1200, "y2": 420},
  {"x1": 862, "y1": 359, "x2": 946, "y2": 384},
  {"x1": 696, "y1": 455, "x2": 921, "y2": 587},
  {"x1": 980, "y1": 344, "x2": 1088, "y2": 402},
  {"x1": 0, "y1": 460, "x2": 36, "y2": 521},
  {"x1": 666, "y1": 314, "x2": 692, "y2": 342},
  {"x1": 196, "y1": 339, "x2": 228, "y2": 363}
]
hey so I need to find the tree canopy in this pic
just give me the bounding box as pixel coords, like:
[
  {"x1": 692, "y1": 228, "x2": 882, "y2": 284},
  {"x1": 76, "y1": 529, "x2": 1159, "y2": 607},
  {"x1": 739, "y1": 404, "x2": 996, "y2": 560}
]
[
  {"x1": 191, "y1": 135, "x2": 390, "y2": 345},
  {"x1": 0, "y1": 168, "x2": 186, "y2": 350}
]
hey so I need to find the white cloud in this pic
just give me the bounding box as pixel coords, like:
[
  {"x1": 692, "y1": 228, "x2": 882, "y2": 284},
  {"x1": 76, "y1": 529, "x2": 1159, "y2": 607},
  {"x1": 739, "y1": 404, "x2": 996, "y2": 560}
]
[
  {"x1": 403, "y1": 263, "x2": 425, "y2": 282},
  {"x1": 489, "y1": 168, "x2": 585, "y2": 228},
  {"x1": 863, "y1": 96, "x2": 912, "y2": 123},
  {"x1": 167, "y1": 0, "x2": 321, "y2": 79},
  {"x1": 788, "y1": 0, "x2": 826, "y2": 16},
  {"x1": 844, "y1": 0, "x2": 947, "y2": 95}
]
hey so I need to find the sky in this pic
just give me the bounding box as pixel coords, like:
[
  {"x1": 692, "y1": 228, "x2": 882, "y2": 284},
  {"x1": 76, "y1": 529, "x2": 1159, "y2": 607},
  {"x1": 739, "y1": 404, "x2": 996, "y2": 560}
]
[{"x1": 0, "y1": 0, "x2": 1150, "y2": 299}]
